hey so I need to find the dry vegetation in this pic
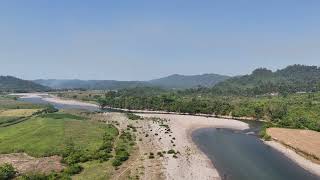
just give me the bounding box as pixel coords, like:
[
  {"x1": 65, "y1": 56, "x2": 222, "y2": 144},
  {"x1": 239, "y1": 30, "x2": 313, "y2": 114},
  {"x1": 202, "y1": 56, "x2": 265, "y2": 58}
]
[{"x1": 267, "y1": 128, "x2": 320, "y2": 163}]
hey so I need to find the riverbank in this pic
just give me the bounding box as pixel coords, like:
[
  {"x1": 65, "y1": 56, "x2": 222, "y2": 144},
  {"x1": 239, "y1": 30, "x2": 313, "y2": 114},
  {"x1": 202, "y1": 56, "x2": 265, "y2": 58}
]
[
  {"x1": 266, "y1": 128, "x2": 320, "y2": 177},
  {"x1": 137, "y1": 113, "x2": 250, "y2": 180}
]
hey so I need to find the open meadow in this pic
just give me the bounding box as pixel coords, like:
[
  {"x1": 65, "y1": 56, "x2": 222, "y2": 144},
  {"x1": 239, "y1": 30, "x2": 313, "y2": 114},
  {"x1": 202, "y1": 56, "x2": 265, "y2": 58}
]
[{"x1": 0, "y1": 95, "x2": 138, "y2": 179}]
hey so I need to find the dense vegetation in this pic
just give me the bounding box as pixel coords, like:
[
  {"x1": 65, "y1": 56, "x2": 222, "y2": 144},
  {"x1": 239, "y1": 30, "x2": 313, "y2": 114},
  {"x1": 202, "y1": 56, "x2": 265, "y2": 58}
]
[
  {"x1": 0, "y1": 76, "x2": 50, "y2": 92},
  {"x1": 90, "y1": 86, "x2": 320, "y2": 132},
  {"x1": 210, "y1": 65, "x2": 320, "y2": 96}
]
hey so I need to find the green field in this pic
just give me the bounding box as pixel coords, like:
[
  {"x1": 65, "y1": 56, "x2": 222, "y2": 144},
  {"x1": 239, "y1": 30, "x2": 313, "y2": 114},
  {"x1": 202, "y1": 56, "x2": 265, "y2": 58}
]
[
  {"x1": 0, "y1": 95, "x2": 139, "y2": 179},
  {"x1": 0, "y1": 112, "x2": 116, "y2": 157}
]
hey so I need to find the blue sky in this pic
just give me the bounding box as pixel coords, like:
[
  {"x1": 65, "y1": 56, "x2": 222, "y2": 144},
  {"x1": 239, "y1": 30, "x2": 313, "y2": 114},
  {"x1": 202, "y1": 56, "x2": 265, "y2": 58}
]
[{"x1": 1, "y1": 0, "x2": 320, "y2": 80}]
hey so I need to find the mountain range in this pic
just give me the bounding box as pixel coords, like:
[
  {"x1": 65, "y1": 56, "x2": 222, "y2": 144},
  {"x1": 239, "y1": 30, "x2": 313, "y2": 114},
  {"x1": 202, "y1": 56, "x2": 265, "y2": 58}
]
[
  {"x1": 33, "y1": 73, "x2": 230, "y2": 90},
  {"x1": 2, "y1": 64, "x2": 320, "y2": 94}
]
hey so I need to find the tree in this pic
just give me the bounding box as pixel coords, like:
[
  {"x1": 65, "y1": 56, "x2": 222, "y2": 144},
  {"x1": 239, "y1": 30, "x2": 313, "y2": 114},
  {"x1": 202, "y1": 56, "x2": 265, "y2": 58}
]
[{"x1": 97, "y1": 98, "x2": 107, "y2": 110}]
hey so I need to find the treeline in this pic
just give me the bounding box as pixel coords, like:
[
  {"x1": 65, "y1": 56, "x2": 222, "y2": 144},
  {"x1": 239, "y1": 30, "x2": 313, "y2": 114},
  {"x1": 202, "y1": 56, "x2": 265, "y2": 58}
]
[{"x1": 95, "y1": 87, "x2": 320, "y2": 132}]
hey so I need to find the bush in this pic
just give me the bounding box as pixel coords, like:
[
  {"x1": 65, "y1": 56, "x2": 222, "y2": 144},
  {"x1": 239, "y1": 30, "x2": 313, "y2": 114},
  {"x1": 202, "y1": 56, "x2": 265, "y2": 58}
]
[
  {"x1": 157, "y1": 152, "x2": 163, "y2": 157},
  {"x1": 43, "y1": 105, "x2": 58, "y2": 114},
  {"x1": 259, "y1": 124, "x2": 272, "y2": 141},
  {"x1": 64, "y1": 164, "x2": 83, "y2": 175},
  {"x1": 167, "y1": 149, "x2": 175, "y2": 154},
  {"x1": 20, "y1": 172, "x2": 71, "y2": 180},
  {"x1": 116, "y1": 151, "x2": 129, "y2": 162},
  {"x1": 126, "y1": 113, "x2": 143, "y2": 120},
  {"x1": 112, "y1": 159, "x2": 122, "y2": 167},
  {"x1": 0, "y1": 163, "x2": 16, "y2": 180},
  {"x1": 20, "y1": 173, "x2": 48, "y2": 180}
]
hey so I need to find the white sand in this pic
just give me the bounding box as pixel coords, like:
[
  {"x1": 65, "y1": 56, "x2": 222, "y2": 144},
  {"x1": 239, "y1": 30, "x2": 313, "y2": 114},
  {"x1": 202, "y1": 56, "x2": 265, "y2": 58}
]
[
  {"x1": 138, "y1": 114, "x2": 250, "y2": 180},
  {"x1": 265, "y1": 141, "x2": 320, "y2": 177}
]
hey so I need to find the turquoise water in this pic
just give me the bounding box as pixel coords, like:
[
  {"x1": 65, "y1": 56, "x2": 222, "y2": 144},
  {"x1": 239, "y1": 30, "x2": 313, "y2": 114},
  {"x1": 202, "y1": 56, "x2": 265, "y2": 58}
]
[{"x1": 192, "y1": 128, "x2": 319, "y2": 180}]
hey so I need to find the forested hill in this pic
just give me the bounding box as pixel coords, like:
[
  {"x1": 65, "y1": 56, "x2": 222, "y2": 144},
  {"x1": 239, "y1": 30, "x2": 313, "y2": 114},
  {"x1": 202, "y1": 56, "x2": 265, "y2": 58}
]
[
  {"x1": 211, "y1": 65, "x2": 320, "y2": 96},
  {"x1": 149, "y1": 74, "x2": 230, "y2": 89},
  {"x1": 0, "y1": 76, "x2": 51, "y2": 92},
  {"x1": 34, "y1": 73, "x2": 229, "y2": 90},
  {"x1": 33, "y1": 79, "x2": 147, "y2": 90}
]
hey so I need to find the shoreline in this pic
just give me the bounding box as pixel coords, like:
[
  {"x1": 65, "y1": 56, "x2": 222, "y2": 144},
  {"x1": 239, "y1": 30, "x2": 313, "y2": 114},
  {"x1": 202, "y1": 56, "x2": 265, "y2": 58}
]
[{"x1": 138, "y1": 113, "x2": 250, "y2": 180}]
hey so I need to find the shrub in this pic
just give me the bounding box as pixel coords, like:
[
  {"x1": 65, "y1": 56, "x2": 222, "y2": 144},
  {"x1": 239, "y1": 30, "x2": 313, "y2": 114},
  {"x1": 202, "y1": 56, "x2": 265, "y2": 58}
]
[
  {"x1": 116, "y1": 151, "x2": 129, "y2": 162},
  {"x1": 64, "y1": 164, "x2": 83, "y2": 175},
  {"x1": 112, "y1": 159, "x2": 122, "y2": 167},
  {"x1": 259, "y1": 124, "x2": 272, "y2": 141},
  {"x1": 43, "y1": 105, "x2": 58, "y2": 114},
  {"x1": 0, "y1": 163, "x2": 16, "y2": 180},
  {"x1": 167, "y1": 149, "x2": 175, "y2": 154},
  {"x1": 157, "y1": 152, "x2": 163, "y2": 157},
  {"x1": 126, "y1": 113, "x2": 143, "y2": 120}
]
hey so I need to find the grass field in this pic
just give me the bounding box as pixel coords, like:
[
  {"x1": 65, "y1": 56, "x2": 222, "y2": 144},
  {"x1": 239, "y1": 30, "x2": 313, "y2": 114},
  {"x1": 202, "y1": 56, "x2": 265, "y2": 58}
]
[
  {"x1": 73, "y1": 160, "x2": 114, "y2": 180},
  {"x1": 0, "y1": 96, "x2": 43, "y2": 127},
  {"x1": 0, "y1": 112, "x2": 117, "y2": 157},
  {"x1": 0, "y1": 95, "x2": 137, "y2": 179}
]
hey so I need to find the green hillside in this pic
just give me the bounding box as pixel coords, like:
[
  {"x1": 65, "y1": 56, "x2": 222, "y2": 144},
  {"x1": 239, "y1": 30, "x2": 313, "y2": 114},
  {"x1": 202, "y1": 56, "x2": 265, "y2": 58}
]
[
  {"x1": 149, "y1": 73, "x2": 230, "y2": 89},
  {"x1": 0, "y1": 76, "x2": 50, "y2": 92},
  {"x1": 212, "y1": 65, "x2": 320, "y2": 96}
]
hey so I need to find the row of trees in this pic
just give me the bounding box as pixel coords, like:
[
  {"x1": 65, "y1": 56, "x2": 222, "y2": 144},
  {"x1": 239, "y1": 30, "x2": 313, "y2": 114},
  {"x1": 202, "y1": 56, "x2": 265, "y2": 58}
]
[{"x1": 95, "y1": 88, "x2": 320, "y2": 132}]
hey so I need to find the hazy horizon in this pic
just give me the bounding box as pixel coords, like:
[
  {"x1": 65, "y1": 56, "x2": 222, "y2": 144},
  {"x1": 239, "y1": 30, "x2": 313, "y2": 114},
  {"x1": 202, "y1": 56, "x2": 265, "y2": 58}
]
[{"x1": 1, "y1": 1, "x2": 320, "y2": 80}]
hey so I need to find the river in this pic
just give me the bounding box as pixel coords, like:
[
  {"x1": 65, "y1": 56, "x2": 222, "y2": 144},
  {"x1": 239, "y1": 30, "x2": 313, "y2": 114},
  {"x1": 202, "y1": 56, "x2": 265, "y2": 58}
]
[{"x1": 192, "y1": 127, "x2": 319, "y2": 180}]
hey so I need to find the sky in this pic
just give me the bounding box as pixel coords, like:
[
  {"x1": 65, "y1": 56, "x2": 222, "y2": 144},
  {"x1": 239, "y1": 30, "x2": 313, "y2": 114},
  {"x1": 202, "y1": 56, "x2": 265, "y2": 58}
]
[{"x1": 1, "y1": 0, "x2": 320, "y2": 80}]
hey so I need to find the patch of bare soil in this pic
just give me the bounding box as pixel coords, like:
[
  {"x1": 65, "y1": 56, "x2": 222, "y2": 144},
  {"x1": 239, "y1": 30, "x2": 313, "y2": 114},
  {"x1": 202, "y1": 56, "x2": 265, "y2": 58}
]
[
  {"x1": 0, "y1": 153, "x2": 64, "y2": 174},
  {"x1": 267, "y1": 128, "x2": 320, "y2": 163}
]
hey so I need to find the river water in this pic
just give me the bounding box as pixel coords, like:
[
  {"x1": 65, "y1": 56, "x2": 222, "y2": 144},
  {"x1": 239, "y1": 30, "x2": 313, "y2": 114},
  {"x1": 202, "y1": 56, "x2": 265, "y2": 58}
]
[
  {"x1": 192, "y1": 127, "x2": 319, "y2": 180},
  {"x1": 19, "y1": 95, "x2": 99, "y2": 111},
  {"x1": 19, "y1": 95, "x2": 319, "y2": 180}
]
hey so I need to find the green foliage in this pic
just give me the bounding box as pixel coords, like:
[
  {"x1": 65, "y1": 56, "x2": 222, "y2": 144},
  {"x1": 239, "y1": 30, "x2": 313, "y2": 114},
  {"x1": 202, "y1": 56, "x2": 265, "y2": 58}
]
[
  {"x1": 212, "y1": 65, "x2": 320, "y2": 96},
  {"x1": 63, "y1": 164, "x2": 83, "y2": 175},
  {"x1": 0, "y1": 163, "x2": 16, "y2": 180},
  {"x1": 111, "y1": 130, "x2": 135, "y2": 167},
  {"x1": 126, "y1": 113, "x2": 143, "y2": 120},
  {"x1": 42, "y1": 105, "x2": 58, "y2": 114},
  {"x1": 259, "y1": 124, "x2": 272, "y2": 141},
  {"x1": 18, "y1": 172, "x2": 71, "y2": 180}
]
